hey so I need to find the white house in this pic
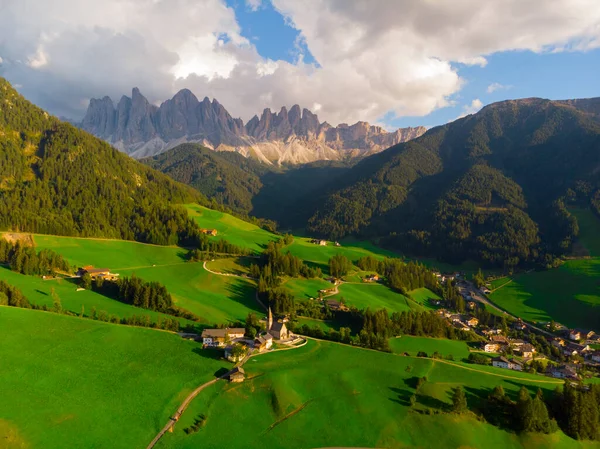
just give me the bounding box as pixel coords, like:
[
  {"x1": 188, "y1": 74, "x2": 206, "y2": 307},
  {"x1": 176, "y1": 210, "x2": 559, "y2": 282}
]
[
  {"x1": 484, "y1": 343, "x2": 500, "y2": 353},
  {"x1": 508, "y1": 359, "x2": 523, "y2": 371},
  {"x1": 492, "y1": 356, "x2": 509, "y2": 369}
]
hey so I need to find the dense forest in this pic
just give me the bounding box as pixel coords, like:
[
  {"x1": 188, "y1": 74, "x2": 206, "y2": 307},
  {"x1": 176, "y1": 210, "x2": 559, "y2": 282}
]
[
  {"x1": 0, "y1": 78, "x2": 207, "y2": 246},
  {"x1": 305, "y1": 99, "x2": 600, "y2": 268},
  {"x1": 0, "y1": 240, "x2": 71, "y2": 276}
]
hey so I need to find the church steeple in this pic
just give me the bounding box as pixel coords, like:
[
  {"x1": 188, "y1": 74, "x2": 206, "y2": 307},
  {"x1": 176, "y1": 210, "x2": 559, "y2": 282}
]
[{"x1": 268, "y1": 307, "x2": 273, "y2": 330}]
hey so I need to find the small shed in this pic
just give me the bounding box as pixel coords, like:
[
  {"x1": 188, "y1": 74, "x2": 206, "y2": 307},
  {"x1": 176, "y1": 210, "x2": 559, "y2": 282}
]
[{"x1": 228, "y1": 367, "x2": 245, "y2": 383}]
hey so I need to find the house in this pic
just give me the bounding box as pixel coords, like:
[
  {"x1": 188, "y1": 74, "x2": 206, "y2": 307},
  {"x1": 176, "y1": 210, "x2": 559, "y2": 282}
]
[
  {"x1": 364, "y1": 274, "x2": 380, "y2": 282},
  {"x1": 548, "y1": 364, "x2": 578, "y2": 380},
  {"x1": 325, "y1": 299, "x2": 348, "y2": 312},
  {"x1": 508, "y1": 359, "x2": 523, "y2": 371},
  {"x1": 483, "y1": 342, "x2": 501, "y2": 353},
  {"x1": 563, "y1": 343, "x2": 581, "y2": 357},
  {"x1": 200, "y1": 228, "x2": 218, "y2": 236},
  {"x1": 466, "y1": 317, "x2": 479, "y2": 327},
  {"x1": 492, "y1": 356, "x2": 510, "y2": 369},
  {"x1": 77, "y1": 266, "x2": 114, "y2": 279},
  {"x1": 310, "y1": 239, "x2": 327, "y2": 246},
  {"x1": 569, "y1": 329, "x2": 593, "y2": 341},
  {"x1": 201, "y1": 328, "x2": 246, "y2": 347},
  {"x1": 254, "y1": 333, "x2": 273, "y2": 352},
  {"x1": 228, "y1": 367, "x2": 245, "y2": 383},
  {"x1": 467, "y1": 301, "x2": 476, "y2": 310},
  {"x1": 449, "y1": 314, "x2": 462, "y2": 323},
  {"x1": 512, "y1": 319, "x2": 527, "y2": 331},
  {"x1": 334, "y1": 242, "x2": 341, "y2": 247},
  {"x1": 491, "y1": 335, "x2": 509, "y2": 345},
  {"x1": 224, "y1": 344, "x2": 247, "y2": 362},
  {"x1": 519, "y1": 343, "x2": 536, "y2": 358},
  {"x1": 551, "y1": 338, "x2": 566, "y2": 348},
  {"x1": 591, "y1": 351, "x2": 600, "y2": 363},
  {"x1": 510, "y1": 339, "x2": 525, "y2": 348},
  {"x1": 480, "y1": 287, "x2": 491, "y2": 295}
]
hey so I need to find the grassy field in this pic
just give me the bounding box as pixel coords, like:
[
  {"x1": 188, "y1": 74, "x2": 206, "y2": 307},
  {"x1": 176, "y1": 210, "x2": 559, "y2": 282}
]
[
  {"x1": 0, "y1": 267, "x2": 194, "y2": 325},
  {"x1": 205, "y1": 257, "x2": 253, "y2": 276},
  {"x1": 333, "y1": 283, "x2": 436, "y2": 313},
  {"x1": 409, "y1": 287, "x2": 442, "y2": 308},
  {"x1": 294, "y1": 316, "x2": 340, "y2": 332},
  {"x1": 156, "y1": 339, "x2": 591, "y2": 449},
  {"x1": 284, "y1": 277, "x2": 333, "y2": 302},
  {"x1": 31, "y1": 235, "x2": 263, "y2": 324},
  {"x1": 0, "y1": 307, "x2": 229, "y2": 449},
  {"x1": 185, "y1": 204, "x2": 276, "y2": 253},
  {"x1": 488, "y1": 208, "x2": 600, "y2": 331},
  {"x1": 389, "y1": 336, "x2": 471, "y2": 360}
]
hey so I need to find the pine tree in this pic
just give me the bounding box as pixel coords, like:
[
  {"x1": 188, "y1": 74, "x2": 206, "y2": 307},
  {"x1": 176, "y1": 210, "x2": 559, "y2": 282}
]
[
  {"x1": 451, "y1": 386, "x2": 468, "y2": 414},
  {"x1": 51, "y1": 288, "x2": 62, "y2": 313}
]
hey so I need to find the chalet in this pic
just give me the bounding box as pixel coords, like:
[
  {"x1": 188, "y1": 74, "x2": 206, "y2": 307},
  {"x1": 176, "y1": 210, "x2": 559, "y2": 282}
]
[
  {"x1": 591, "y1": 351, "x2": 600, "y2": 363},
  {"x1": 519, "y1": 344, "x2": 536, "y2": 358},
  {"x1": 563, "y1": 343, "x2": 581, "y2": 357},
  {"x1": 512, "y1": 320, "x2": 527, "y2": 331},
  {"x1": 492, "y1": 356, "x2": 509, "y2": 369},
  {"x1": 482, "y1": 328, "x2": 503, "y2": 336},
  {"x1": 466, "y1": 317, "x2": 479, "y2": 327},
  {"x1": 310, "y1": 239, "x2": 327, "y2": 246},
  {"x1": 467, "y1": 301, "x2": 476, "y2": 310},
  {"x1": 228, "y1": 367, "x2": 245, "y2": 383},
  {"x1": 491, "y1": 335, "x2": 509, "y2": 345},
  {"x1": 364, "y1": 274, "x2": 380, "y2": 282},
  {"x1": 201, "y1": 328, "x2": 246, "y2": 348},
  {"x1": 480, "y1": 287, "x2": 491, "y2": 295},
  {"x1": 449, "y1": 314, "x2": 462, "y2": 323},
  {"x1": 254, "y1": 333, "x2": 273, "y2": 352},
  {"x1": 551, "y1": 338, "x2": 566, "y2": 348},
  {"x1": 200, "y1": 229, "x2": 218, "y2": 236},
  {"x1": 548, "y1": 364, "x2": 578, "y2": 380}
]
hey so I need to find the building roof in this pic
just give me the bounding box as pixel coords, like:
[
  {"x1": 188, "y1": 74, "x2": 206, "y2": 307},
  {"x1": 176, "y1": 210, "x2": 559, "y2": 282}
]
[
  {"x1": 491, "y1": 336, "x2": 509, "y2": 343},
  {"x1": 492, "y1": 356, "x2": 509, "y2": 363},
  {"x1": 520, "y1": 343, "x2": 535, "y2": 352},
  {"x1": 201, "y1": 328, "x2": 245, "y2": 338},
  {"x1": 509, "y1": 358, "x2": 523, "y2": 366},
  {"x1": 271, "y1": 321, "x2": 287, "y2": 332},
  {"x1": 85, "y1": 268, "x2": 111, "y2": 274},
  {"x1": 230, "y1": 366, "x2": 245, "y2": 375}
]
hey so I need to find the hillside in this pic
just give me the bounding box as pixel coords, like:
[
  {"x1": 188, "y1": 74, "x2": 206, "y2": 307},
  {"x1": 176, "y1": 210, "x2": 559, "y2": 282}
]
[
  {"x1": 80, "y1": 87, "x2": 426, "y2": 163},
  {"x1": 142, "y1": 144, "x2": 268, "y2": 213},
  {"x1": 0, "y1": 78, "x2": 205, "y2": 245},
  {"x1": 306, "y1": 97, "x2": 600, "y2": 268}
]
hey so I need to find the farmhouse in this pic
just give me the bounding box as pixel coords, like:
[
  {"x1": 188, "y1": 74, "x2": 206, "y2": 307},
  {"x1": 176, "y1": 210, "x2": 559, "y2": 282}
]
[
  {"x1": 200, "y1": 228, "x2": 218, "y2": 236},
  {"x1": 509, "y1": 359, "x2": 523, "y2": 371},
  {"x1": 551, "y1": 338, "x2": 566, "y2": 348},
  {"x1": 254, "y1": 333, "x2": 273, "y2": 352},
  {"x1": 364, "y1": 274, "x2": 380, "y2": 282},
  {"x1": 201, "y1": 328, "x2": 245, "y2": 347},
  {"x1": 228, "y1": 367, "x2": 245, "y2": 383},
  {"x1": 77, "y1": 266, "x2": 118, "y2": 280},
  {"x1": 512, "y1": 319, "x2": 527, "y2": 331},
  {"x1": 568, "y1": 329, "x2": 594, "y2": 341},
  {"x1": 325, "y1": 299, "x2": 349, "y2": 312},
  {"x1": 480, "y1": 287, "x2": 491, "y2": 295},
  {"x1": 483, "y1": 342, "x2": 501, "y2": 353},
  {"x1": 466, "y1": 317, "x2": 479, "y2": 327},
  {"x1": 310, "y1": 239, "x2": 327, "y2": 246},
  {"x1": 491, "y1": 335, "x2": 509, "y2": 345}
]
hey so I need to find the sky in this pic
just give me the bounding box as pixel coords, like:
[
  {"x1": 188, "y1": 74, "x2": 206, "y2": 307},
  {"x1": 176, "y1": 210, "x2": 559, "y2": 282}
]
[{"x1": 0, "y1": 0, "x2": 599, "y2": 130}]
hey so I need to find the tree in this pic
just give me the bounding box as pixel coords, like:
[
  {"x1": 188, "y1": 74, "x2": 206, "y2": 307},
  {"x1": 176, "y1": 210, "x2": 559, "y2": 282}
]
[
  {"x1": 51, "y1": 288, "x2": 62, "y2": 313},
  {"x1": 81, "y1": 273, "x2": 92, "y2": 290},
  {"x1": 80, "y1": 304, "x2": 85, "y2": 318},
  {"x1": 451, "y1": 386, "x2": 468, "y2": 414}
]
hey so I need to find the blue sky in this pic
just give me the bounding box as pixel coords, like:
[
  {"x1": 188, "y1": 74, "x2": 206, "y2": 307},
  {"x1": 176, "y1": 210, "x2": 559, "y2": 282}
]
[{"x1": 227, "y1": 0, "x2": 600, "y2": 129}]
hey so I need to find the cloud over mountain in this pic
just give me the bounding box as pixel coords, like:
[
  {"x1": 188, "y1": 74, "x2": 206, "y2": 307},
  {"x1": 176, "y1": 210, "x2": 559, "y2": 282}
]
[{"x1": 0, "y1": 0, "x2": 598, "y2": 125}]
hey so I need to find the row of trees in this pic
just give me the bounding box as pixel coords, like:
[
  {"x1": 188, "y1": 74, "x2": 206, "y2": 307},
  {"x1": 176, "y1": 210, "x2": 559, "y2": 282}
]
[{"x1": 0, "y1": 241, "x2": 71, "y2": 276}]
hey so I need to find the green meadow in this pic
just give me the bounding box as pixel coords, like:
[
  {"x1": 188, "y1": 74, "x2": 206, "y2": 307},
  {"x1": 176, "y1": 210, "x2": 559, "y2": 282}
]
[
  {"x1": 333, "y1": 282, "x2": 436, "y2": 313},
  {"x1": 156, "y1": 339, "x2": 591, "y2": 449},
  {"x1": 488, "y1": 208, "x2": 600, "y2": 331},
  {"x1": 389, "y1": 335, "x2": 471, "y2": 360},
  {"x1": 185, "y1": 204, "x2": 276, "y2": 253},
  {"x1": 0, "y1": 307, "x2": 229, "y2": 449},
  {"x1": 0, "y1": 267, "x2": 193, "y2": 325}
]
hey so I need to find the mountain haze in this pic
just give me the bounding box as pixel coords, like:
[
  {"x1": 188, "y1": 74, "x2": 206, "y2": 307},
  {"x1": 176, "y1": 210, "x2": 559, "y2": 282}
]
[{"x1": 81, "y1": 88, "x2": 426, "y2": 164}]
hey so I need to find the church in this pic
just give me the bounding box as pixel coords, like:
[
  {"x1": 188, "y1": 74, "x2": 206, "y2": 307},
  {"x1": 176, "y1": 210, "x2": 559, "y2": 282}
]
[{"x1": 267, "y1": 308, "x2": 289, "y2": 340}]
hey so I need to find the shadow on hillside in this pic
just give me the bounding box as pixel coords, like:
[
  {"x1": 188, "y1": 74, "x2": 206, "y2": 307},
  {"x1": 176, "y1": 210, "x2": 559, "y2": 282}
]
[
  {"x1": 389, "y1": 386, "x2": 413, "y2": 406},
  {"x1": 192, "y1": 346, "x2": 225, "y2": 364},
  {"x1": 225, "y1": 281, "x2": 264, "y2": 314},
  {"x1": 34, "y1": 289, "x2": 49, "y2": 296}
]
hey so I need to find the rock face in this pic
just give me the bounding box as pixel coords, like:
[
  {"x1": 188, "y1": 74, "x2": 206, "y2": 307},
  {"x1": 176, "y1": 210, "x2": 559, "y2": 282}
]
[{"x1": 81, "y1": 88, "x2": 426, "y2": 164}]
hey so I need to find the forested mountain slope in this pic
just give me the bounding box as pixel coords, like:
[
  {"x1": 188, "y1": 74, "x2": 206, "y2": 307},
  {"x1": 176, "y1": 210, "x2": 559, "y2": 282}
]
[
  {"x1": 0, "y1": 78, "x2": 205, "y2": 245},
  {"x1": 307, "y1": 97, "x2": 600, "y2": 268}
]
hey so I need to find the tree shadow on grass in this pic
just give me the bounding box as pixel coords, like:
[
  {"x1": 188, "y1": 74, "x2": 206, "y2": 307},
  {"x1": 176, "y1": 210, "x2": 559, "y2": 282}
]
[
  {"x1": 389, "y1": 386, "x2": 414, "y2": 406},
  {"x1": 225, "y1": 280, "x2": 264, "y2": 314},
  {"x1": 34, "y1": 289, "x2": 49, "y2": 295}
]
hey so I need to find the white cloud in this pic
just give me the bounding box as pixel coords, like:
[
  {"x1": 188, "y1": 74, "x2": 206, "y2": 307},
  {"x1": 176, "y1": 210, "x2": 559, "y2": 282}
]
[
  {"x1": 487, "y1": 82, "x2": 513, "y2": 93},
  {"x1": 0, "y1": 56, "x2": 3, "y2": 64},
  {"x1": 0, "y1": 0, "x2": 599, "y2": 125},
  {"x1": 455, "y1": 98, "x2": 484, "y2": 120},
  {"x1": 245, "y1": 0, "x2": 262, "y2": 12}
]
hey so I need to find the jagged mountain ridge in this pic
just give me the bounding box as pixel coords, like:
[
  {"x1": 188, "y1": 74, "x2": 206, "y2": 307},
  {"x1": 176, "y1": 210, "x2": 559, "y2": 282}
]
[{"x1": 81, "y1": 88, "x2": 426, "y2": 164}]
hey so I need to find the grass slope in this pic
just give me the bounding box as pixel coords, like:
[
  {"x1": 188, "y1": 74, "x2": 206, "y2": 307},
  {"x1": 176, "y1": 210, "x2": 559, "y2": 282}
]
[
  {"x1": 185, "y1": 204, "x2": 275, "y2": 253},
  {"x1": 489, "y1": 208, "x2": 600, "y2": 331},
  {"x1": 333, "y1": 283, "x2": 436, "y2": 313},
  {"x1": 157, "y1": 339, "x2": 591, "y2": 449},
  {"x1": 0, "y1": 307, "x2": 229, "y2": 449},
  {"x1": 389, "y1": 336, "x2": 471, "y2": 360}
]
